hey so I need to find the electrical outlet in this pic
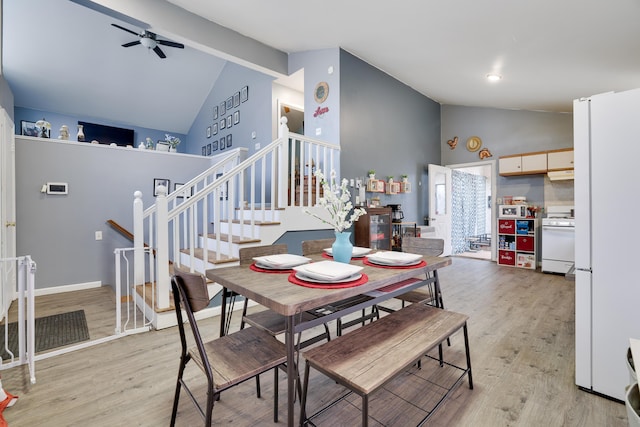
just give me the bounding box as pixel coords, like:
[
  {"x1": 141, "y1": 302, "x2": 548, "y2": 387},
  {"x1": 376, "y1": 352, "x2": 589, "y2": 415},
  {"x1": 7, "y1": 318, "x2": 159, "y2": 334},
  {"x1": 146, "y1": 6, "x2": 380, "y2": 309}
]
[
  {"x1": 95, "y1": 231, "x2": 102, "y2": 241},
  {"x1": 315, "y1": 128, "x2": 322, "y2": 136},
  {"x1": 254, "y1": 142, "x2": 261, "y2": 150}
]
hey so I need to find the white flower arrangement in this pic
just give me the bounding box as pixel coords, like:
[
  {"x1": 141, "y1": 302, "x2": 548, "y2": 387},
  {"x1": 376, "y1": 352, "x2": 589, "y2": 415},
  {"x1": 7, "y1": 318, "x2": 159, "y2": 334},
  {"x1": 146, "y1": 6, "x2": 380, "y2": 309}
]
[
  {"x1": 165, "y1": 134, "x2": 181, "y2": 148},
  {"x1": 304, "y1": 169, "x2": 366, "y2": 232}
]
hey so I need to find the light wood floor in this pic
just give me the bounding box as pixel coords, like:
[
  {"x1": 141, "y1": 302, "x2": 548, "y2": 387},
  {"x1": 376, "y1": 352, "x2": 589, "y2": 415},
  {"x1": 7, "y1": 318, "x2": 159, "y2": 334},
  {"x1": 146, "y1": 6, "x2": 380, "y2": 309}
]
[{"x1": 1, "y1": 258, "x2": 628, "y2": 426}]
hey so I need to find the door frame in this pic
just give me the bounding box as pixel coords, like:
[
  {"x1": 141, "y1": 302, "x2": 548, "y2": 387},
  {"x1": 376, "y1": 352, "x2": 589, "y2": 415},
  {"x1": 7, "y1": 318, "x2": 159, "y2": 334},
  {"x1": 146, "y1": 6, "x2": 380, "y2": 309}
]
[{"x1": 446, "y1": 159, "x2": 497, "y2": 261}]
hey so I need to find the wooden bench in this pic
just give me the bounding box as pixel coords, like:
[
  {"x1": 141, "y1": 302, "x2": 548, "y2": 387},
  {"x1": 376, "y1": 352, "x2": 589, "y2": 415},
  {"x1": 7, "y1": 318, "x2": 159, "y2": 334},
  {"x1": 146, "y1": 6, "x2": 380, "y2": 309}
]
[{"x1": 300, "y1": 303, "x2": 473, "y2": 426}]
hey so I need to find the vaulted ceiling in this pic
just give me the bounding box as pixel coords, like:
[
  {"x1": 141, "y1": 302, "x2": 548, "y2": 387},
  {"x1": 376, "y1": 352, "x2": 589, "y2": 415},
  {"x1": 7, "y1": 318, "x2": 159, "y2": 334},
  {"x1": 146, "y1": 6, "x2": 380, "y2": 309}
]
[{"x1": 4, "y1": 0, "x2": 640, "y2": 135}]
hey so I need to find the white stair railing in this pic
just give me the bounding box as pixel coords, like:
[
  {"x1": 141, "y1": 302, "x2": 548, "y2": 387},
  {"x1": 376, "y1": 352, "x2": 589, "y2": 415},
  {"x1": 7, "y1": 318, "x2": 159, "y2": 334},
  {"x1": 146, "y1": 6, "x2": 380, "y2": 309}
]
[{"x1": 132, "y1": 118, "x2": 341, "y2": 313}]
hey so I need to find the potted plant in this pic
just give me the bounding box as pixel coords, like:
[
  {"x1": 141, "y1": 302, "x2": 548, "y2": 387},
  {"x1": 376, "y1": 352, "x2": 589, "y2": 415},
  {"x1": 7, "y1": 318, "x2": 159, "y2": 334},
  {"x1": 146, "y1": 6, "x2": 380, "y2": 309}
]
[
  {"x1": 368, "y1": 170, "x2": 376, "y2": 179},
  {"x1": 165, "y1": 134, "x2": 181, "y2": 152},
  {"x1": 401, "y1": 174, "x2": 409, "y2": 182}
]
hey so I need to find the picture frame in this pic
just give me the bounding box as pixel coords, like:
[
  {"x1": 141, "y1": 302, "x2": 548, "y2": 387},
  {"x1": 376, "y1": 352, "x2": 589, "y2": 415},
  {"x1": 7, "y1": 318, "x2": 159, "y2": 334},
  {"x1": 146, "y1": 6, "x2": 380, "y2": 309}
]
[
  {"x1": 202, "y1": 146, "x2": 206, "y2": 156},
  {"x1": 212, "y1": 140, "x2": 218, "y2": 151},
  {"x1": 220, "y1": 137, "x2": 226, "y2": 150},
  {"x1": 21, "y1": 120, "x2": 38, "y2": 137},
  {"x1": 220, "y1": 118, "x2": 226, "y2": 130},
  {"x1": 212, "y1": 123, "x2": 218, "y2": 135},
  {"x1": 226, "y1": 134, "x2": 232, "y2": 148},
  {"x1": 153, "y1": 178, "x2": 170, "y2": 197},
  {"x1": 241, "y1": 86, "x2": 249, "y2": 103},
  {"x1": 213, "y1": 105, "x2": 218, "y2": 120},
  {"x1": 233, "y1": 91, "x2": 240, "y2": 107},
  {"x1": 206, "y1": 143, "x2": 211, "y2": 155},
  {"x1": 225, "y1": 96, "x2": 233, "y2": 110},
  {"x1": 233, "y1": 110, "x2": 240, "y2": 125},
  {"x1": 206, "y1": 126, "x2": 211, "y2": 138},
  {"x1": 174, "y1": 183, "x2": 193, "y2": 199},
  {"x1": 226, "y1": 115, "x2": 232, "y2": 129},
  {"x1": 156, "y1": 141, "x2": 170, "y2": 152},
  {"x1": 219, "y1": 101, "x2": 226, "y2": 116}
]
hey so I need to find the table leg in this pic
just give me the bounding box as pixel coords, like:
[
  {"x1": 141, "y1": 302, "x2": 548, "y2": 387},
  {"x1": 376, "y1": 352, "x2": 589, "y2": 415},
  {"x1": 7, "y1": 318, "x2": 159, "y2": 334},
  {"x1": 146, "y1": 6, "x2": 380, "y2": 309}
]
[
  {"x1": 219, "y1": 288, "x2": 228, "y2": 337},
  {"x1": 286, "y1": 315, "x2": 295, "y2": 427}
]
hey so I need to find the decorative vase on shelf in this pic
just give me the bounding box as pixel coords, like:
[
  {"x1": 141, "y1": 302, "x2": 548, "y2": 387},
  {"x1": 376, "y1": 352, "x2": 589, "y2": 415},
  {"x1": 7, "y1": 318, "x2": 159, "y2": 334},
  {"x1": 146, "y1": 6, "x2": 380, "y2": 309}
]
[
  {"x1": 169, "y1": 147, "x2": 177, "y2": 153},
  {"x1": 332, "y1": 231, "x2": 353, "y2": 264},
  {"x1": 76, "y1": 124, "x2": 85, "y2": 142}
]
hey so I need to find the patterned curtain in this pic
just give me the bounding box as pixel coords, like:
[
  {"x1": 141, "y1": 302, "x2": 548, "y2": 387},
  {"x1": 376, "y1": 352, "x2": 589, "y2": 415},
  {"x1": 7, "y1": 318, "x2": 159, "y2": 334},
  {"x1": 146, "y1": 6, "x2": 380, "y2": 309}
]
[{"x1": 451, "y1": 170, "x2": 487, "y2": 254}]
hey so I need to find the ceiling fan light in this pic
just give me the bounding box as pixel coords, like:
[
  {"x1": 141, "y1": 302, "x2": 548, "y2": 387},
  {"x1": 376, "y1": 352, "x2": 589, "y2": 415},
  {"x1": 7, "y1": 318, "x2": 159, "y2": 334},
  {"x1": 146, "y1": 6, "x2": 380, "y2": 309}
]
[{"x1": 140, "y1": 37, "x2": 157, "y2": 50}]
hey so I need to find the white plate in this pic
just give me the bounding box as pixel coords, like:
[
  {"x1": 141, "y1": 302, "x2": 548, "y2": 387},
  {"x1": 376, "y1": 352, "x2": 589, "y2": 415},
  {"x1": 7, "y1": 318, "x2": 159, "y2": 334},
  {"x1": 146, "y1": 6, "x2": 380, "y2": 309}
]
[
  {"x1": 366, "y1": 251, "x2": 423, "y2": 266},
  {"x1": 323, "y1": 246, "x2": 372, "y2": 257},
  {"x1": 293, "y1": 261, "x2": 363, "y2": 281},
  {"x1": 295, "y1": 272, "x2": 362, "y2": 284},
  {"x1": 252, "y1": 254, "x2": 311, "y2": 269}
]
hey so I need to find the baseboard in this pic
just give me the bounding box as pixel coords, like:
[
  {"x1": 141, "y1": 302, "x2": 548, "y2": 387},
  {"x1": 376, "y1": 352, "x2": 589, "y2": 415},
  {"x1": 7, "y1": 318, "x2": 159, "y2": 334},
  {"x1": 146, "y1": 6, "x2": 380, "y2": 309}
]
[{"x1": 33, "y1": 281, "x2": 102, "y2": 297}]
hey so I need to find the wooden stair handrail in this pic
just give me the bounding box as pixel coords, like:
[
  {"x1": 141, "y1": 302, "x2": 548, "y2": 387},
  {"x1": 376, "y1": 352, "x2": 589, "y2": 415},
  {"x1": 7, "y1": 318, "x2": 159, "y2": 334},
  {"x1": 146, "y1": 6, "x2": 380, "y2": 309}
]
[{"x1": 107, "y1": 219, "x2": 157, "y2": 257}]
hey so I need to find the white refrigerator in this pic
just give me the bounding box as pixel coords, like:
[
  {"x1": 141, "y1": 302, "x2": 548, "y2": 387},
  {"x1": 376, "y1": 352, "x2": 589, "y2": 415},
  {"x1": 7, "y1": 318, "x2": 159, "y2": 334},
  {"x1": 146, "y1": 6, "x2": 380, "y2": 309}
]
[{"x1": 574, "y1": 88, "x2": 640, "y2": 401}]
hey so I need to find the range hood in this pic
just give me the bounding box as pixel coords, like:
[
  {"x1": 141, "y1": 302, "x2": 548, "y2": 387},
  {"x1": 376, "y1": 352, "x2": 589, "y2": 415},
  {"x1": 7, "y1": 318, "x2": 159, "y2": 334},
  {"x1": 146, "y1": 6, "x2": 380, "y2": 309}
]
[{"x1": 547, "y1": 170, "x2": 574, "y2": 181}]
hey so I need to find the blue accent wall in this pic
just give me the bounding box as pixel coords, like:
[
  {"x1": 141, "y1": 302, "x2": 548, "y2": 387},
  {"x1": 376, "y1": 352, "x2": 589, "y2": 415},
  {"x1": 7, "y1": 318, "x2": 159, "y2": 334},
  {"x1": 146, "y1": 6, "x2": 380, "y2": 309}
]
[{"x1": 186, "y1": 61, "x2": 274, "y2": 157}]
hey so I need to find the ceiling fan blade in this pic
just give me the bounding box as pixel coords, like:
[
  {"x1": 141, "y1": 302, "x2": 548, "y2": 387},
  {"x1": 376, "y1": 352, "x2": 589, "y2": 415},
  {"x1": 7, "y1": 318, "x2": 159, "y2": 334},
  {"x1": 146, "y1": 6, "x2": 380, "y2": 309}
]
[
  {"x1": 111, "y1": 23, "x2": 140, "y2": 36},
  {"x1": 157, "y1": 40, "x2": 184, "y2": 49},
  {"x1": 122, "y1": 41, "x2": 141, "y2": 48},
  {"x1": 153, "y1": 46, "x2": 167, "y2": 59}
]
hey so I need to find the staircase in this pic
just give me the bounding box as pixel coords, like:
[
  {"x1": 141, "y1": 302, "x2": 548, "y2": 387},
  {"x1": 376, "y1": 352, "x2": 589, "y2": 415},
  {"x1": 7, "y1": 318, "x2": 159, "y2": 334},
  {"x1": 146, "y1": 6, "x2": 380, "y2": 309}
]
[{"x1": 131, "y1": 118, "x2": 340, "y2": 329}]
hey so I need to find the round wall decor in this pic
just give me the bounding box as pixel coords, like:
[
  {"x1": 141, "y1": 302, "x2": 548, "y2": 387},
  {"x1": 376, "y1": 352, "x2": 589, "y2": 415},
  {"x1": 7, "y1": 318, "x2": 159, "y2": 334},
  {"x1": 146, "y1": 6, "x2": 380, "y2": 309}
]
[
  {"x1": 314, "y1": 81, "x2": 329, "y2": 103},
  {"x1": 466, "y1": 136, "x2": 482, "y2": 152}
]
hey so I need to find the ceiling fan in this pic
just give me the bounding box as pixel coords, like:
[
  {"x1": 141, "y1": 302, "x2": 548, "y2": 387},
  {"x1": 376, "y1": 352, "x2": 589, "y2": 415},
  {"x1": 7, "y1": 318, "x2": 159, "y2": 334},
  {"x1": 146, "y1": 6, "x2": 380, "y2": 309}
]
[{"x1": 111, "y1": 24, "x2": 184, "y2": 59}]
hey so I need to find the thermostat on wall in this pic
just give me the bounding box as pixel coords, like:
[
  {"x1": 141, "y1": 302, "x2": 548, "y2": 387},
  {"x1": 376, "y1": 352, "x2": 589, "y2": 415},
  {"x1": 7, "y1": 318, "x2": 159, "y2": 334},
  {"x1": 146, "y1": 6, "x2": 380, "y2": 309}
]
[{"x1": 46, "y1": 182, "x2": 68, "y2": 195}]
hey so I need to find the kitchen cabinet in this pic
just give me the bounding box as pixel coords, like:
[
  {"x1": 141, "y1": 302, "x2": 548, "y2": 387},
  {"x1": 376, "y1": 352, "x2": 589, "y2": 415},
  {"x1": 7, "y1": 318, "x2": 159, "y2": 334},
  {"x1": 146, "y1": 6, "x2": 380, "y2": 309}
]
[
  {"x1": 547, "y1": 148, "x2": 574, "y2": 170},
  {"x1": 499, "y1": 152, "x2": 547, "y2": 176},
  {"x1": 497, "y1": 218, "x2": 538, "y2": 269},
  {"x1": 355, "y1": 207, "x2": 392, "y2": 250}
]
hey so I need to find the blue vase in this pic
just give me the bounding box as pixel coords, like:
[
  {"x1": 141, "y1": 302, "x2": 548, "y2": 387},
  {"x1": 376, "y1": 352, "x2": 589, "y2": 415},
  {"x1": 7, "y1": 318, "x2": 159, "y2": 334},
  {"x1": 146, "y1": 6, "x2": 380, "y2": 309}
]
[{"x1": 332, "y1": 231, "x2": 354, "y2": 264}]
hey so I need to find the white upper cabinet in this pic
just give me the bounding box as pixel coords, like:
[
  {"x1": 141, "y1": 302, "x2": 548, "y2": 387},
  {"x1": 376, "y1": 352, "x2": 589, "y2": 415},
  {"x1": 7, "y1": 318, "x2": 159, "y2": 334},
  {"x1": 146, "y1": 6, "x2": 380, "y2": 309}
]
[
  {"x1": 499, "y1": 152, "x2": 547, "y2": 176},
  {"x1": 547, "y1": 148, "x2": 574, "y2": 170}
]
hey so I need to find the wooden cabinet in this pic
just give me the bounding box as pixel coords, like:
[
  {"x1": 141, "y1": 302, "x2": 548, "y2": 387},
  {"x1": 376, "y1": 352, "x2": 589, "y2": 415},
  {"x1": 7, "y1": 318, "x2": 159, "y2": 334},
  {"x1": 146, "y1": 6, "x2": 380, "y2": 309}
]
[
  {"x1": 547, "y1": 148, "x2": 574, "y2": 170},
  {"x1": 499, "y1": 152, "x2": 547, "y2": 176},
  {"x1": 497, "y1": 218, "x2": 538, "y2": 269},
  {"x1": 521, "y1": 153, "x2": 547, "y2": 173},
  {"x1": 355, "y1": 207, "x2": 392, "y2": 250}
]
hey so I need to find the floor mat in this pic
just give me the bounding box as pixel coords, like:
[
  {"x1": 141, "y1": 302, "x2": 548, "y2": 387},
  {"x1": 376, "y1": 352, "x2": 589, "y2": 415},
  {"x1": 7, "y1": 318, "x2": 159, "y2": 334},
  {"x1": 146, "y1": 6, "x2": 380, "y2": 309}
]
[{"x1": 0, "y1": 310, "x2": 90, "y2": 360}]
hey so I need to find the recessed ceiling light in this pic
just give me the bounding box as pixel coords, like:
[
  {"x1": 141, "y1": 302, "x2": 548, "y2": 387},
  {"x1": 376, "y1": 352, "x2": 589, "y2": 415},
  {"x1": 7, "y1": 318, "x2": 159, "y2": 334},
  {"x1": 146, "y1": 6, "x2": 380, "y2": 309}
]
[{"x1": 486, "y1": 73, "x2": 503, "y2": 82}]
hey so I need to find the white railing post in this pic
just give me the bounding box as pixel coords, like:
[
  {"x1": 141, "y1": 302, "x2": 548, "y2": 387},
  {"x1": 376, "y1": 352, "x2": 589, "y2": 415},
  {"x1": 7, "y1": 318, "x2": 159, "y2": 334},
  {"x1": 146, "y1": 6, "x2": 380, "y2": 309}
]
[
  {"x1": 133, "y1": 191, "x2": 144, "y2": 288},
  {"x1": 155, "y1": 186, "x2": 170, "y2": 309},
  {"x1": 277, "y1": 116, "x2": 289, "y2": 208}
]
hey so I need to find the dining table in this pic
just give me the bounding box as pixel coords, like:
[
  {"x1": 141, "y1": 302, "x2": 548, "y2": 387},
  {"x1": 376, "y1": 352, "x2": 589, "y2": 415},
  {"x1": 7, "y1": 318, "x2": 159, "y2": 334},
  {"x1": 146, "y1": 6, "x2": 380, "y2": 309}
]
[{"x1": 206, "y1": 252, "x2": 452, "y2": 427}]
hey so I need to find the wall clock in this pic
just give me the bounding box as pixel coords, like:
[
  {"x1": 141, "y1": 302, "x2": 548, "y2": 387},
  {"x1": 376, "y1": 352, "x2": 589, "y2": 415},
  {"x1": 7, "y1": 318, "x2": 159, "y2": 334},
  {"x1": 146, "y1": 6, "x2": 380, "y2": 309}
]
[{"x1": 314, "y1": 81, "x2": 329, "y2": 103}]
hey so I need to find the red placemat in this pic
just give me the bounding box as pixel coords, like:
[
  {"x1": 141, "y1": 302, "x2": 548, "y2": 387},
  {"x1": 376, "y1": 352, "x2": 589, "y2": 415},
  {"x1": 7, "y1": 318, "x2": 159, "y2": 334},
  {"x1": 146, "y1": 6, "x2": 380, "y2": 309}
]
[
  {"x1": 362, "y1": 259, "x2": 427, "y2": 269},
  {"x1": 288, "y1": 273, "x2": 369, "y2": 289},
  {"x1": 250, "y1": 263, "x2": 293, "y2": 274}
]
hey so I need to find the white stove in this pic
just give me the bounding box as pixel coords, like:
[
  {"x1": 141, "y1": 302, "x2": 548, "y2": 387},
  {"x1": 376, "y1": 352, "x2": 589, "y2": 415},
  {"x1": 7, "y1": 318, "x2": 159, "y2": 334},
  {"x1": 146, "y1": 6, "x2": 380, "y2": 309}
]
[{"x1": 542, "y1": 205, "x2": 575, "y2": 274}]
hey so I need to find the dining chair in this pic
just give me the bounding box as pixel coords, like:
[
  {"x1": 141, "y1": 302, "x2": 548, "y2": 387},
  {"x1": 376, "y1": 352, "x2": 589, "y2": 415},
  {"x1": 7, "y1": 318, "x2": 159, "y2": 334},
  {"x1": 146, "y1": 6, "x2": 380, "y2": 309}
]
[
  {"x1": 170, "y1": 270, "x2": 287, "y2": 426},
  {"x1": 393, "y1": 237, "x2": 446, "y2": 308},
  {"x1": 301, "y1": 238, "x2": 379, "y2": 337}
]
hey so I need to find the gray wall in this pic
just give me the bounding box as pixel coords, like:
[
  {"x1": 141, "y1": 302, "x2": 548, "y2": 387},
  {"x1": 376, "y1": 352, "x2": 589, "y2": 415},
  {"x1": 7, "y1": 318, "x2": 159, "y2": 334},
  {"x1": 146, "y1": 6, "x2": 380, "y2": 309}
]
[
  {"x1": 16, "y1": 137, "x2": 213, "y2": 289},
  {"x1": 186, "y1": 61, "x2": 275, "y2": 157},
  {"x1": 441, "y1": 105, "x2": 573, "y2": 207},
  {"x1": 339, "y1": 49, "x2": 441, "y2": 224}
]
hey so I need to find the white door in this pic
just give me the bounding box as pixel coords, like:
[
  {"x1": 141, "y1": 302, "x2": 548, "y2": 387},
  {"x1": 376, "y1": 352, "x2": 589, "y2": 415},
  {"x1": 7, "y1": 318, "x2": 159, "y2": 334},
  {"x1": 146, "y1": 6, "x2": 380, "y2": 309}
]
[
  {"x1": 428, "y1": 164, "x2": 452, "y2": 256},
  {"x1": 0, "y1": 108, "x2": 17, "y2": 316}
]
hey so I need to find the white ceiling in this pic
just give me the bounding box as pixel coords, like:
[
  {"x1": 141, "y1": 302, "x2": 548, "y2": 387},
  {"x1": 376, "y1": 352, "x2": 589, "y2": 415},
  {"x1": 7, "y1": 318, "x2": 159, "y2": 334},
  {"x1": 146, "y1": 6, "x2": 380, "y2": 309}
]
[
  {"x1": 3, "y1": 0, "x2": 227, "y2": 134},
  {"x1": 4, "y1": 0, "x2": 640, "y2": 135}
]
